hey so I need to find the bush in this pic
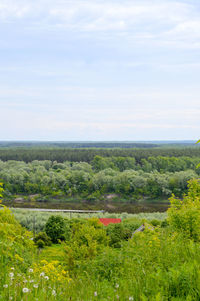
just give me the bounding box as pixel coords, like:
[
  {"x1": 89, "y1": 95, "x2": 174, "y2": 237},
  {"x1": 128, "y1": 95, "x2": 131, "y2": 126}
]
[
  {"x1": 122, "y1": 218, "x2": 142, "y2": 232},
  {"x1": 36, "y1": 239, "x2": 45, "y2": 249},
  {"x1": 45, "y1": 215, "x2": 65, "y2": 243},
  {"x1": 150, "y1": 219, "x2": 161, "y2": 227},
  {"x1": 106, "y1": 223, "x2": 132, "y2": 248},
  {"x1": 34, "y1": 232, "x2": 52, "y2": 248},
  {"x1": 161, "y1": 219, "x2": 169, "y2": 228},
  {"x1": 0, "y1": 206, "x2": 34, "y2": 273},
  {"x1": 168, "y1": 179, "x2": 200, "y2": 241},
  {"x1": 64, "y1": 219, "x2": 109, "y2": 269}
]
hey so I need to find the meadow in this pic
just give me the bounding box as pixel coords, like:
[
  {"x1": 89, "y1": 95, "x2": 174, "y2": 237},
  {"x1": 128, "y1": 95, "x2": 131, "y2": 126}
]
[
  {"x1": 11, "y1": 208, "x2": 167, "y2": 232},
  {"x1": 1, "y1": 179, "x2": 200, "y2": 300}
]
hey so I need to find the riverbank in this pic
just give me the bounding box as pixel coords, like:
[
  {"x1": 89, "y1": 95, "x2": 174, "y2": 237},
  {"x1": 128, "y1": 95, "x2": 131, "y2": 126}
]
[{"x1": 3, "y1": 197, "x2": 170, "y2": 213}]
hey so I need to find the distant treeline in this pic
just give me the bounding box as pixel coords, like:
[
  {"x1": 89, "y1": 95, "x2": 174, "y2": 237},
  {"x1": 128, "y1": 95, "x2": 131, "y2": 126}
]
[
  {"x1": 0, "y1": 147, "x2": 200, "y2": 163},
  {"x1": 0, "y1": 142, "x2": 160, "y2": 148},
  {"x1": 1, "y1": 155, "x2": 200, "y2": 200}
]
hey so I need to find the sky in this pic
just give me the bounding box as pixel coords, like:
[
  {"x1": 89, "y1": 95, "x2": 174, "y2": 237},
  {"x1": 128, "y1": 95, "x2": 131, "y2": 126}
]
[{"x1": 0, "y1": 0, "x2": 200, "y2": 141}]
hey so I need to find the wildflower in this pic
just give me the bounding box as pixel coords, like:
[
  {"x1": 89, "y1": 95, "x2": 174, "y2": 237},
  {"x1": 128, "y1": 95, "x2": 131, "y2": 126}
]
[
  {"x1": 129, "y1": 297, "x2": 134, "y2": 301},
  {"x1": 9, "y1": 273, "x2": 14, "y2": 278},
  {"x1": 29, "y1": 268, "x2": 33, "y2": 273},
  {"x1": 116, "y1": 295, "x2": 119, "y2": 299},
  {"x1": 115, "y1": 284, "x2": 119, "y2": 288},
  {"x1": 29, "y1": 280, "x2": 34, "y2": 283},
  {"x1": 22, "y1": 288, "x2": 29, "y2": 293},
  {"x1": 10, "y1": 267, "x2": 14, "y2": 270},
  {"x1": 44, "y1": 276, "x2": 49, "y2": 280},
  {"x1": 33, "y1": 284, "x2": 38, "y2": 288},
  {"x1": 15, "y1": 254, "x2": 24, "y2": 263},
  {"x1": 94, "y1": 292, "x2": 98, "y2": 297},
  {"x1": 52, "y1": 290, "x2": 56, "y2": 296},
  {"x1": 9, "y1": 297, "x2": 13, "y2": 300},
  {"x1": 40, "y1": 272, "x2": 45, "y2": 277},
  {"x1": 23, "y1": 280, "x2": 28, "y2": 283},
  {"x1": 3, "y1": 284, "x2": 8, "y2": 288}
]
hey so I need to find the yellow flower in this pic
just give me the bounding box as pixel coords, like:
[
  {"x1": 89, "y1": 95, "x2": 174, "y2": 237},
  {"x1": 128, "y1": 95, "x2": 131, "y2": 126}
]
[
  {"x1": 15, "y1": 254, "x2": 24, "y2": 263},
  {"x1": 33, "y1": 260, "x2": 71, "y2": 284}
]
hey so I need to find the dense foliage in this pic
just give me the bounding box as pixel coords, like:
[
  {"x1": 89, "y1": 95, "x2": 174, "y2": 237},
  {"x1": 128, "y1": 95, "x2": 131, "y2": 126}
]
[
  {"x1": 0, "y1": 146, "x2": 200, "y2": 163},
  {"x1": 0, "y1": 141, "x2": 160, "y2": 148},
  {"x1": 45, "y1": 216, "x2": 66, "y2": 243},
  {"x1": 0, "y1": 156, "x2": 200, "y2": 200},
  {"x1": 34, "y1": 231, "x2": 52, "y2": 248},
  {"x1": 1, "y1": 180, "x2": 200, "y2": 299}
]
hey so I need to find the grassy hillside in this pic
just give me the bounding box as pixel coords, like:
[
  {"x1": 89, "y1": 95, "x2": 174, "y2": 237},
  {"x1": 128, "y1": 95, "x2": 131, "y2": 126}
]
[{"x1": 1, "y1": 179, "x2": 200, "y2": 300}]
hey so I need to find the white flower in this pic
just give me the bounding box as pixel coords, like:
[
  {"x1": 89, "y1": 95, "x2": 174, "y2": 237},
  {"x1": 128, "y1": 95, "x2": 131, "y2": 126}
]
[
  {"x1": 116, "y1": 295, "x2": 119, "y2": 299},
  {"x1": 33, "y1": 284, "x2": 38, "y2": 288},
  {"x1": 22, "y1": 288, "x2": 29, "y2": 293},
  {"x1": 52, "y1": 290, "x2": 56, "y2": 296},
  {"x1": 94, "y1": 292, "x2": 98, "y2": 297},
  {"x1": 44, "y1": 276, "x2": 49, "y2": 280},
  {"x1": 9, "y1": 297, "x2": 13, "y2": 300},
  {"x1": 9, "y1": 273, "x2": 14, "y2": 278},
  {"x1": 10, "y1": 267, "x2": 14, "y2": 271},
  {"x1": 29, "y1": 268, "x2": 33, "y2": 273},
  {"x1": 40, "y1": 272, "x2": 45, "y2": 277},
  {"x1": 29, "y1": 280, "x2": 34, "y2": 283},
  {"x1": 115, "y1": 284, "x2": 119, "y2": 288},
  {"x1": 23, "y1": 280, "x2": 28, "y2": 283},
  {"x1": 3, "y1": 284, "x2": 8, "y2": 288},
  {"x1": 129, "y1": 297, "x2": 134, "y2": 301}
]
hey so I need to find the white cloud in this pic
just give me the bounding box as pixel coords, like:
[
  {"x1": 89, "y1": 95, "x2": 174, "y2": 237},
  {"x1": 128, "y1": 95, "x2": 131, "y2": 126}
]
[
  {"x1": 166, "y1": 20, "x2": 200, "y2": 41},
  {"x1": 0, "y1": 0, "x2": 199, "y2": 48},
  {"x1": 0, "y1": 1, "x2": 193, "y2": 32},
  {"x1": 0, "y1": 1, "x2": 200, "y2": 140}
]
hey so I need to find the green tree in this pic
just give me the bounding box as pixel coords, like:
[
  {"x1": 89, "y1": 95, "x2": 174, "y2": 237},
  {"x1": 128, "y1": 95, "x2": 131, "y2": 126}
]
[
  {"x1": 45, "y1": 215, "x2": 65, "y2": 243},
  {"x1": 168, "y1": 179, "x2": 200, "y2": 241}
]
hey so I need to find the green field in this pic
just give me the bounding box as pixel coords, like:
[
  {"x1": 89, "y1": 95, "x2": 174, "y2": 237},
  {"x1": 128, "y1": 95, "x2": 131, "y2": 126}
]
[{"x1": 11, "y1": 208, "x2": 167, "y2": 232}]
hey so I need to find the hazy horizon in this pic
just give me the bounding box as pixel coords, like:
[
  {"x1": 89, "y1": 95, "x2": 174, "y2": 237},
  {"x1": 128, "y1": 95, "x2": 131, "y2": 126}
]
[{"x1": 0, "y1": 140, "x2": 197, "y2": 143}]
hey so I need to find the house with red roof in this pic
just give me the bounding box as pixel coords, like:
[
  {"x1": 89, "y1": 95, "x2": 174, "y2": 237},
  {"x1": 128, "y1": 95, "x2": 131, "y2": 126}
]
[{"x1": 99, "y1": 218, "x2": 121, "y2": 226}]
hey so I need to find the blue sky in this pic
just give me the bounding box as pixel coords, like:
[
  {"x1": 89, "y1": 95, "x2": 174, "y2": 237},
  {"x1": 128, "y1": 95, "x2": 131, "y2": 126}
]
[{"x1": 1, "y1": 0, "x2": 200, "y2": 141}]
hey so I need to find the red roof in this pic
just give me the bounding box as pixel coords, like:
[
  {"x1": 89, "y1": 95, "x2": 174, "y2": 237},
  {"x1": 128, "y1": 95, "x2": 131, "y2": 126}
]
[{"x1": 99, "y1": 218, "x2": 121, "y2": 226}]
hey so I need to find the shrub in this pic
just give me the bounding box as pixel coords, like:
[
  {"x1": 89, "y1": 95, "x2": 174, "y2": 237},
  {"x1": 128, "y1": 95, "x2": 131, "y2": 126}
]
[
  {"x1": 150, "y1": 219, "x2": 161, "y2": 227},
  {"x1": 45, "y1": 215, "x2": 65, "y2": 243},
  {"x1": 64, "y1": 219, "x2": 109, "y2": 269},
  {"x1": 0, "y1": 206, "x2": 34, "y2": 274},
  {"x1": 34, "y1": 232, "x2": 52, "y2": 248},
  {"x1": 106, "y1": 223, "x2": 132, "y2": 248},
  {"x1": 161, "y1": 219, "x2": 169, "y2": 228},
  {"x1": 122, "y1": 218, "x2": 142, "y2": 232},
  {"x1": 168, "y1": 179, "x2": 200, "y2": 241},
  {"x1": 36, "y1": 239, "x2": 45, "y2": 249}
]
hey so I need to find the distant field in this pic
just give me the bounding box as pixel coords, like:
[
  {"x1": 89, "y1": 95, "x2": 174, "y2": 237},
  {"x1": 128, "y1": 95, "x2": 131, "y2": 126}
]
[{"x1": 11, "y1": 208, "x2": 167, "y2": 232}]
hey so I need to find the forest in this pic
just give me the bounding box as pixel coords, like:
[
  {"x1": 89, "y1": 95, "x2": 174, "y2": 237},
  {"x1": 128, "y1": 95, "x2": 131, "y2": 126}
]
[
  {"x1": 0, "y1": 145, "x2": 200, "y2": 163},
  {"x1": 0, "y1": 153, "x2": 200, "y2": 201}
]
